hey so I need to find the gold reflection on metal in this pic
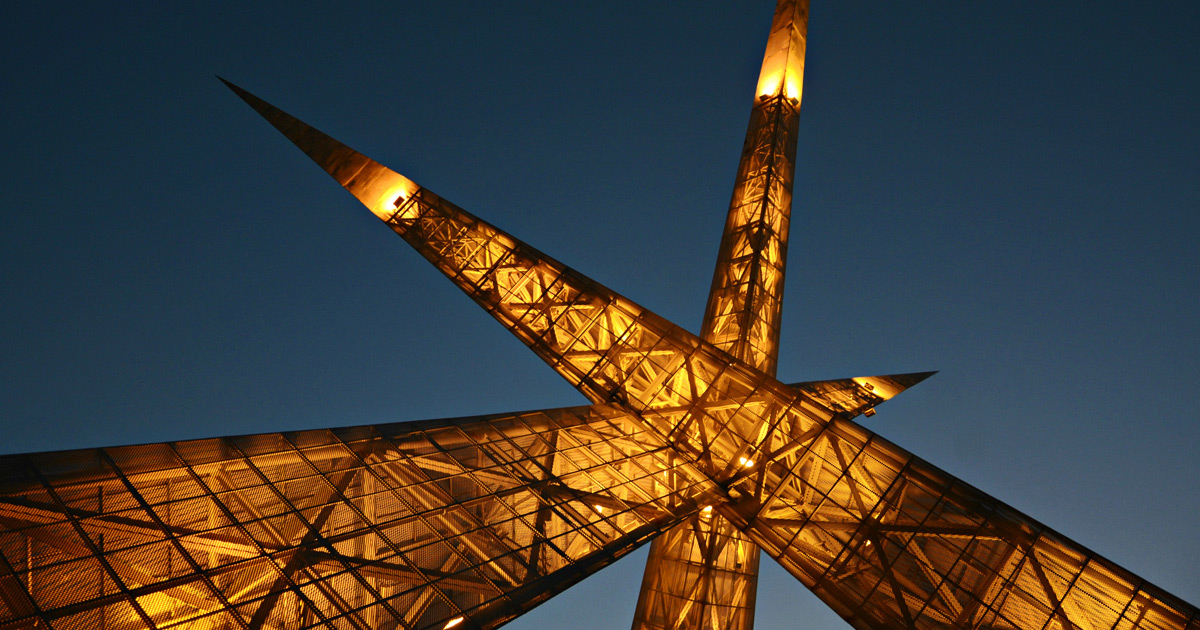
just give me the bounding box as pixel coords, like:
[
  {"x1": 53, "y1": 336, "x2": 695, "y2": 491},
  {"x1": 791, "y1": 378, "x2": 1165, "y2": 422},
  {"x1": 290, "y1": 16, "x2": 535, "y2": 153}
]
[{"x1": 0, "y1": 2, "x2": 1195, "y2": 630}]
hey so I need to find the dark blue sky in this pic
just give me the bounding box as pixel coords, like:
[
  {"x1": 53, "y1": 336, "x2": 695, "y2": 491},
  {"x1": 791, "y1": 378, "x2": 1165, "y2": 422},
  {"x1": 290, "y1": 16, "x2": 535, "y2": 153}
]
[{"x1": 2, "y1": 2, "x2": 1197, "y2": 628}]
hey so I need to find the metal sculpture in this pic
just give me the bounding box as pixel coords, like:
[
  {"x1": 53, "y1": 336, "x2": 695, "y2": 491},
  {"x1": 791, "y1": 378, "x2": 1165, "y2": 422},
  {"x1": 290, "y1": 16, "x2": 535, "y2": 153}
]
[{"x1": 0, "y1": 2, "x2": 1194, "y2": 630}]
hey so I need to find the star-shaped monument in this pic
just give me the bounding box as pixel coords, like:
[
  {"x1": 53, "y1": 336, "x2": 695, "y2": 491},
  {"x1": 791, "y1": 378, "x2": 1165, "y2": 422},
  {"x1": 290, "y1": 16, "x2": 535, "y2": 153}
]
[{"x1": 0, "y1": 2, "x2": 1195, "y2": 630}]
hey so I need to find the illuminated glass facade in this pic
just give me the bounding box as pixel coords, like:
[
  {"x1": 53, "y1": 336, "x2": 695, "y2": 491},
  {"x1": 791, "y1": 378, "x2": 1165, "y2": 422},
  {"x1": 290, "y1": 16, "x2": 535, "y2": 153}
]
[{"x1": 1, "y1": 2, "x2": 1196, "y2": 630}]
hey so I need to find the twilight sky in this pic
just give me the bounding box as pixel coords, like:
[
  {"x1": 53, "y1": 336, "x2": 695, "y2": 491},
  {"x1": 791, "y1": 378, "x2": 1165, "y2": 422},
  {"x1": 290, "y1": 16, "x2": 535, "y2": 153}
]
[{"x1": 2, "y1": 2, "x2": 1197, "y2": 629}]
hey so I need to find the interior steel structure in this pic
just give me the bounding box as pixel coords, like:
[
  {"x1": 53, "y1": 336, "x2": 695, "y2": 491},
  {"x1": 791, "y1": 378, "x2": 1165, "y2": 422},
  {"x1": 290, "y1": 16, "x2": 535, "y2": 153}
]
[{"x1": 0, "y1": 2, "x2": 1196, "y2": 629}]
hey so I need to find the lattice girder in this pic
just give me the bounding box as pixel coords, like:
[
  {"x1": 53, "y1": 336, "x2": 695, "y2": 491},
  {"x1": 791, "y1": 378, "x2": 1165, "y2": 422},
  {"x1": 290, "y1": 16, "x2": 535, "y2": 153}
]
[{"x1": 713, "y1": 415, "x2": 1198, "y2": 630}]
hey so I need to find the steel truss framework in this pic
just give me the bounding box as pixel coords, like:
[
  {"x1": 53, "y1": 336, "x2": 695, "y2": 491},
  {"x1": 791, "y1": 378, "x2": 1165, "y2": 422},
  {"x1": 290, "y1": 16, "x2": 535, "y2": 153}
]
[{"x1": 1, "y1": 2, "x2": 1197, "y2": 630}]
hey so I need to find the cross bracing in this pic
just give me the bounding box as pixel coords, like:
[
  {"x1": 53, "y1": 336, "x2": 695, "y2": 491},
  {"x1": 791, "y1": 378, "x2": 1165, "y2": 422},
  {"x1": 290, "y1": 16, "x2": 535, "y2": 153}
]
[{"x1": 1, "y1": 2, "x2": 1196, "y2": 630}]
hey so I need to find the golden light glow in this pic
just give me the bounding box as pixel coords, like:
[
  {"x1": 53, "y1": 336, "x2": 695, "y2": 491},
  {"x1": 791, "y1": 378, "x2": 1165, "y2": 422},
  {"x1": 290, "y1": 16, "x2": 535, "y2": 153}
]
[
  {"x1": 783, "y1": 76, "x2": 801, "y2": 100},
  {"x1": 738, "y1": 456, "x2": 755, "y2": 468},
  {"x1": 753, "y1": 2, "x2": 805, "y2": 102},
  {"x1": 852, "y1": 376, "x2": 901, "y2": 401},
  {"x1": 444, "y1": 616, "x2": 465, "y2": 629},
  {"x1": 372, "y1": 178, "x2": 420, "y2": 221},
  {"x1": 756, "y1": 71, "x2": 802, "y2": 100}
]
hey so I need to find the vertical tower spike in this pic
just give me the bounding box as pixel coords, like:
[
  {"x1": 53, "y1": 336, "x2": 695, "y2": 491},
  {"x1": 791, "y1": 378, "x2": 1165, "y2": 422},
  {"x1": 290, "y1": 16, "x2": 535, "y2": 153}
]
[
  {"x1": 632, "y1": 2, "x2": 808, "y2": 630},
  {"x1": 700, "y1": 0, "x2": 807, "y2": 376}
]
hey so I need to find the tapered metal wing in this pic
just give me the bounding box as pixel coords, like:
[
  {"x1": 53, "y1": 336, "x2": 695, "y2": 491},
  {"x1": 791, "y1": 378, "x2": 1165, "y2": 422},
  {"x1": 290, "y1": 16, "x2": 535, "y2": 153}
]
[{"x1": 0, "y1": 405, "x2": 725, "y2": 630}]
